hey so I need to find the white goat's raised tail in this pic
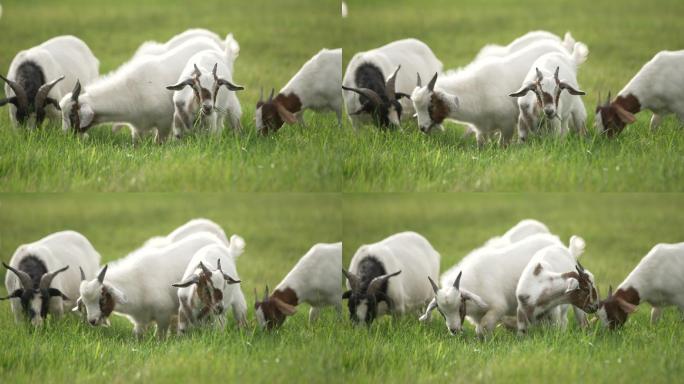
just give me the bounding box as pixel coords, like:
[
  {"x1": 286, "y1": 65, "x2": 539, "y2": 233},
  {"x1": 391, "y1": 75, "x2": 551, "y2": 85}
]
[{"x1": 568, "y1": 235, "x2": 586, "y2": 259}]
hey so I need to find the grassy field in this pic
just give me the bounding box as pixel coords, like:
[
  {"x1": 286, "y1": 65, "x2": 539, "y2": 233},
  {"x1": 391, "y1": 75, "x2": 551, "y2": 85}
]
[
  {"x1": 0, "y1": 194, "x2": 682, "y2": 383},
  {"x1": 0, "y1": 0, "x2": 342, "y2": 192},
  {"x1": 341, "y1": 0, "x2": 684, "y2": 192}
]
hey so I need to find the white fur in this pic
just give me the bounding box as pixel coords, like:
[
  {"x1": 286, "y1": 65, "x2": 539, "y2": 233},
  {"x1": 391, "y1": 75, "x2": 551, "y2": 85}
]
[
  {"x1": 4, "y1": 35, "x2": 99, "y2": 127},
  {"x1": 348, "y1": 232, "x2": 440, "y2": 319},
  {"x1": 411, "y1": 40, "x2": 581, "y2": 145},
  {"x1": 175, "y1": 235, "x2": 247, "y2": 333},
  {"x1": 515, "y1": 236, "x2": 597, "y2": 334},
  {"x1": 513, "y1": 44, "x2": 589, "y2": 141},
  {"x1": 170, "y1": 34, "x2": 243, "y2": 137},
  {"x1": 484, "y1": 219, "x2": 551, "y2": 248},
  {"x1": 474, "y1": 31, "x2": 574, "y2": 62},
  {"x1": 596, "y1": 50, "x2": 684, "y2": 134},
  {"x1": 59, "y1": 37, "x2": 222, "y2": 143},
  {"x1": 133, "y1": 28, "x2": 224, "y2": 59},
  {"x1": 255, "y1": 48, "x2": 342, "y2": 132},
  {"x1": 77, "y1": 232, "x2": 225, "y2": 339},
  {"x1": 421, "y1": 233, "x2": 562, "y2": 337},
  {"x1": 343, "y1": 39, "x2": 443, "y2": 127},
  {"x1": 142, "y1": 218, "x2": 230, "y2": 249},
  {"x1": 5, "y1": 231, "x2": 101, "y2": 326}
]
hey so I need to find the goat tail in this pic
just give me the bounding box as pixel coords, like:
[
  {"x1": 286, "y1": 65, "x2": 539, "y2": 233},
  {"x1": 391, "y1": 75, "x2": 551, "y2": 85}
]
[
  {"x1": 571, "y1": 41, "x2": 589, "y2": 65},
  {"x1": 228, "y1": 234, "x2": 246, "y2": 258},
  {"x1": 568, "y1": 235, "x2": 586, "y2": 260},
  {"x1": 224, "y1": 33, "x2": 240, "y2": 62},
  {"x1": 562, "y1": 32, "x2": 576, "y2": 52}
]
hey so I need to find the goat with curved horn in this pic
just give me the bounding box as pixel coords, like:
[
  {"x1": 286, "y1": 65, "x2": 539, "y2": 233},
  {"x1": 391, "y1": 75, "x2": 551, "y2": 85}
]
[
  {"x1": 428, "y1": 276, "x2": 439, "y2": 294},
  {"x1": 342, "y1": 268, "x2": 361, "y2": 293},
  {"x1": 2, "y1": 262, "x2": 33, "y2": 290},
  {"x1": 453, "y1": 271, "x2": 462, "y2": 289},
  {"x1": 367, "y1": 270, "x2": 401, "y2": 297},
  {"x1": 34, "y1": 76, "x2": 66, "y2": 122},
  {"x1": 341, "y1": 86, "x2": 383, "y2": 106},
  {"x1": 97, "y1": 264, "x2": 108, "y2": 283},
  {"x1": 38, "y1": 265, "x2": 69, "y2": 291},
  {"x1": 0, "y1": 74, "x2": 29, "y2": 115},
  {"x1": 384, "y1": 65, "x2": 401, "y2": 100}
]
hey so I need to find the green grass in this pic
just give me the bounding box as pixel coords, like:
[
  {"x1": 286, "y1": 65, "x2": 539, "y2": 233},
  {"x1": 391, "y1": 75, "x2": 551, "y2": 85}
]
[
  {"x1": 341, "y1": 0, "x2": 684, "y2": 192},
  {"x1": 0, "y1": 0, "x2": 342, "y2": 192},
  {"x1": 1, "y1": 194, "x2": 682, "y2": 383}
]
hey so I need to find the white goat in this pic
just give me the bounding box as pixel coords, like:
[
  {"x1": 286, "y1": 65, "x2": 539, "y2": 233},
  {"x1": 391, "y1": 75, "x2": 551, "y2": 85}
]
[
  {"x1": 420, "y1": 233, "x2": 562, "y2": 337},
  {"x1": 343, "y1": 232, "x2": 440, "y2": 325},
  {"x1": 143, "y1": 218, "x2": 230, "y2": 249},
  {"x1": 166, "y1": 34, "x2": 243, "y2": 138},
  {"x1": 597, "y1": 242, "x2": 684, "y2": 329},
  {"x1": 255, "y1": 242, "x2": 342, "y2": 329},
  {"x1": 343, "y1": 39, "x2": 443, "y2": 128},
  {"x1": 411, "y1": 40, "x2": 584, "y2": 145},
  {"x1": 509, "y1": 48, "x2": 588, "y2": 142},
  {"x1": 595, "y1": 50, "x2": 684, "y2": 137},
  {"x1": 173, "y1": 236, "x2": 246, "y2": 333},
  {"x1": 133, "y1": 28, "x2": 224, "y2": 59},
  {"x1": 2, "y1": 231, "x2": 100, "y2": 326},
  {"x1": 515, "y1": 236, "x2": 599, "y2": 335},
  {"x1": 1, "y1": 35, "x2": 99, "y2": 128},
  {"x1": 59, "y1": 36, "x2": 222, "y2": 143},
  {"x1": 255, "y1": 48, "x2": 342, "y2": 134},
  {"x1": 75, "y1": 232, "x2": 224, "y2": 339},
  {"x1": 483, "y1": 219, "x2": 551, "y2": 248},
  {"x1": 474, "y1": 31, "x2": 575, "y2": 62}
]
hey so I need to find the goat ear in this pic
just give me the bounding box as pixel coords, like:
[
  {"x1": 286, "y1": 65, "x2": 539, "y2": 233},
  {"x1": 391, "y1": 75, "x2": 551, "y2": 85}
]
[
  {"x1": 342, "y1": 290, "x2": 352, "y2": 299},
  {"x1": 461, "y1": 289, "x2": 488, "y2": 309},
  {"x1": 271, "y1": 297, "x2": 297, "y2": 316},
  {"x1": 419, "y1": 298, "x2": 438, "y2": 322},
  {"x1": 0, "y1": 289, "x2": 23, "y2": 300},
  {"x1": 564, "y1": 278, "x2": 580, "y2": 293},
  {"x1": 166, "y1": 78, "x2": 195, "y2": 91},
  {"x1": 107, "y1": 285, "x2": 127, "y2": 304},
  {"x1": 47, "y1": 288, "x2": 70, "y2": 300},
  {"x1": 559, "y1": 82, "x2": 586, "y2": 96},
  {"x1": 276, "y1": 103, "x2": 298, "y2": 125},
  {"x1": 0, "y1": 96, "x2": 19, "y2": 107},
  {"x1": 172, "y1": 274, "x2": 199, "y2": 288},
  {"x1": 509, "y1": 83, "x2": 535, "y2": 98},
  {"x1": 614, "y1": 104, "x2": 637, "y2": 124},
  {"x1": 616, "y1": 298, "x2": 638, "y2": 314},
  {"x1": 79, "y1": 104, "x2": 95, "y2": 129}
]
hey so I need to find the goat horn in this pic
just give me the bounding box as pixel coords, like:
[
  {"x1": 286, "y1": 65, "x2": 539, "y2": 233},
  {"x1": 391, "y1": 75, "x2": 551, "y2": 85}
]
[
  {"x1": 367, "y1": 270, "x2": 401, "y2": 297},
  {"x1": 263, "y1": 285, "x2": 270, "y2": 302},
  {"x1": 97, "y1": 264, "x2": 108, "y2": 283},
  {"x1": 427, "y1": 72, "x2": 438, "y2": 92},
  {"x1": 608, "y1": 285, "x2": 613, "y2": 298},
  {"x1": 79, "y1": 266, "x2": 86, "y2": 281},
  {"x1": 216, "y1": 258, "x2": 222, "y2": 272},
  {"x1": 2, "y1": 262, "x2": 33, "y2": 290},
  {"x1": 554, "y1": 66, "x2": 560, "y2": 84},
  {"x1": 192, "y1": 64, "x2": 201, "y2": 79},
  {"x1": 268, "y1": 88, "x2": 275, "y2": 102},
  {"x1": 341, "y1": 85, "x2": 382, "y2": 106},
  {"x1": 605, "y1": 91, "x2": 612, "y2": 106},
  {"x1": 0, "y1": 74, "x2": 29, "y2": 113},
  {"x1": 212, "y1": 63, "x2": 218, "y2": 78},
  {"x1": 535, "y1": 68, "x2": 543, "y2": 83},
  {"x1": 199, "y1": 261, "x2": 211, "y2": 275},
  {"x1": 576, "y1": 260, "x2": 585, "y2": 272},
  {"x1": 342, "y1": 268, "x2": 361, "y2": 293},
  {"x1": 416, "y1": 72, "x2": 422, "y2": 87},
  {"x1": 385, "y1": 65, "x2": 401, "y2": 100},
  {"x1": 427, "y1": 276, "x2": 439, "y2": 294},
  {"x1": 35, "y1": 76, "x2": 65, "y2": 111},
  {"x1": 453, "y1": 271, "x2": 462, "y2": 290},
  {"x1": 71, "y1": 80, "x2": 82, "y2": 102},
  {"x1": 39, "y1": 265, "x2": 69, "y2": 291}
]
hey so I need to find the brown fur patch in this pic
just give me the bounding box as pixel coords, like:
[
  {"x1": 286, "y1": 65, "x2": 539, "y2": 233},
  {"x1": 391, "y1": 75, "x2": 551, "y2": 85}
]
[
  {"x1": 598, "y1": 93, "x2": 641, "y2": 137},
  {"x1": 533, "y1": 264, "x2": 543, "y2": 276},
  {"x1": 428, "y1": 93, "x2": 449, "y2": 125},
  {"x1": 602, "y1": 286, "x2": 640, "y2": 329},
  {"x1": 258, "y1": 93, "x2": 302, "y2": 134},
  {"x1": 256, "y1": 287, "x2": 299, "y2": 330},
  {"x1": 100, "y1": 287, "x2": 115, "y2": 316}
]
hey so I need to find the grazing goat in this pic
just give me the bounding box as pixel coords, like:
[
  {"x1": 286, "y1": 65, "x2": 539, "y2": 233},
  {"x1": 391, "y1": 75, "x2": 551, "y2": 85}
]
[
  {"x1": 343, "y1": 39, "x2": 443, "y2": 128},
  {"x1": 595, "y1": 50, "x2": 684, "y2": 137},
  {"x1": 475, "y1": 31, "x2": 575, "y2": 62},
  {"x1": 411, "y1": 41, "x2": 583, "y2": 145},
  {"x1": 256, "y1": 48, "x2": 342, "y2": 134},
  {"x1": 255, "y1": 242, "x2": 342, "y2": 330},
  {"x1": 133, "y1": 28, "x2": 224, "y2": 58},
  {"x1": 597, "y1": 242, "x2": 684, "y2": 329},
  {"x1": 60, "y1": 36, "x2": 222, "y2": 143},
  {"x1": 75, "y1": 232, "x2": 224, "y2": 339},
  {"x1": 143, "y1": 218, "x2": 230, "y2": 249},
  {"x1": 167, "y1": 34, "x2": 243, "y2": 138},
  {"x1": 1, "y1": 36, "x2": 98, "y2": 128},
  {"x1": 173, "y1": 236, "x2": 246, "y2": 333},
  {"x1": 343, "y1": 232, "x2": 440, "y2": 325},
  {"x1": 515, "y1": 236, "x2": 598, "y2": 335},
  {"x1": 484, "y1": 219, "x2": 551, "y2": 248},
  {"x1": 420, "y1": 234, "x2": 561, "y2": 337},
  {"x1": 2, "y1": 231, "x2": 100, "y2": 326}
]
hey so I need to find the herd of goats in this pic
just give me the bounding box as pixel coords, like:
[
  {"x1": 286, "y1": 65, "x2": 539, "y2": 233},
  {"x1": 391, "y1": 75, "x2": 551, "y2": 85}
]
[
  {"x1": 1, "y1": 28, "x2": 682, "y2": 144},
  {"x1": 2, "y1": 218, "x2": 682, "y2": 339}
]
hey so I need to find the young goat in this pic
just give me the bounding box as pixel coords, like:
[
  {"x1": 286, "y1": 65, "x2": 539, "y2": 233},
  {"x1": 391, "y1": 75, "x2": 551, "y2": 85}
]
[
  {"x1": 1, "y1": 35, "x2": 99, "y2": 128},
  {"x1": 60, "y1": 37, "x2": 222, "y2": 143},
  {"x1": 2, "y1": 231, "x2": 100, "y2": 326},
  {"x1": 142, "y1": 218, "x2": 231, "y2": 249},
  {"x1": 595, "y1": 50, "x2": 684, "y2": 137},
  {"x1": 256, "y1": 48, "x2": 342, "y2": 134},
  {"x1": 75, "y1": 232, "x2": 224, "y2": 339},
  {"x1": 420, "y1": 234, "x2": 562, "y2": 337},
  {"x1": 483, "y1": 219, "x2": 551, "y2": 248},
  {"x1": 343, "y1": 39, "x2": 443, "y2": 128},
  {"x1": 173, "y1": 237, "x2": 246, "y2": 334},
  {"x1": 515, "y1": 236, "x2": 599, "y2": 335},
  {"x1": 509, "y1": 48, "x2": 588, "y2": 142},
  {"x1": 411, "y1": 41, "x2": 581, "y2": 145},
  {"x1": 133, "y1": 28, "x2": 224, "y2": 59},
  {"x1": 474, "y1": 31, "x2": 575, "y2": 62},
  {"x1": 255, "y1": 242, "x2": 342, "y2": 330},
  {"x1": 597, "y1": 242, "x2": 684, "y2": 329},
  {"x1": 343, "y1": 232, "x2": 440, "y2": 325}
]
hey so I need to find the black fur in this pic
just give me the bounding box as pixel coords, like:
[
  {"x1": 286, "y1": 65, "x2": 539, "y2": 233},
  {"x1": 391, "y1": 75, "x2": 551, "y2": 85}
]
[
  {"x1": 11, "y1": 256, "x2": 62, "y2": 321},
  {"x1": 345, "y1": 256, "x2": 392, "y2": 325},
  {"x1": 17, "y1": 255, "x2": 47, "y2": 288},
  {"x1": 15, "y1": 61, "x2": 46, "y2": 119},
  {"x1": 353, "y1": 63, "x2": 404, "y2": 127}
]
